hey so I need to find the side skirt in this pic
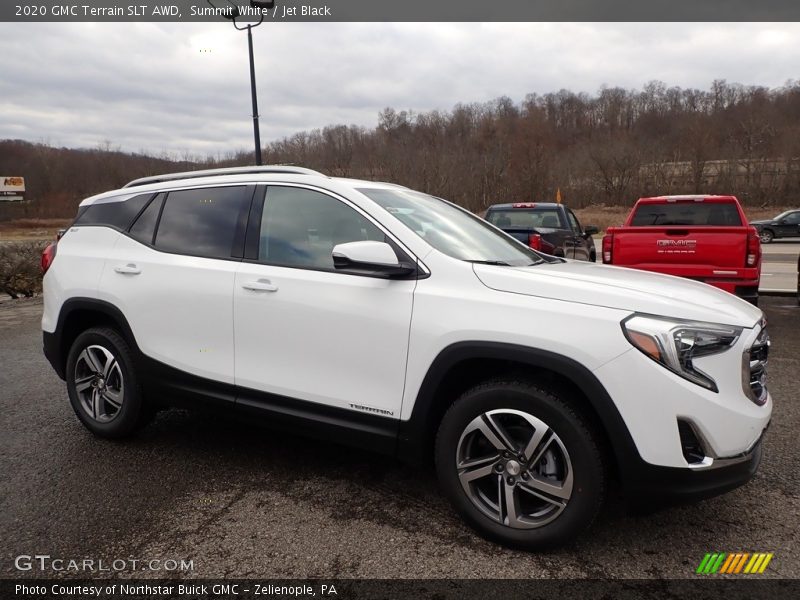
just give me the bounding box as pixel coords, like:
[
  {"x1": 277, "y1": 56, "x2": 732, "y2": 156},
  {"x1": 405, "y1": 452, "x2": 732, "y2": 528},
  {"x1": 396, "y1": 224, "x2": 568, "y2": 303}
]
[{"x1": 140, "y1": 355, "x2": 399, "y2": 456}]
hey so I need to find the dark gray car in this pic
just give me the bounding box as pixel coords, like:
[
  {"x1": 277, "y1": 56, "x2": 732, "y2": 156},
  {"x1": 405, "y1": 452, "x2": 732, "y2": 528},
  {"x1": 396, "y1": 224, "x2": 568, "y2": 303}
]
[{"x1": 751, "y1": 209, "x2": 800, "y2": 243}]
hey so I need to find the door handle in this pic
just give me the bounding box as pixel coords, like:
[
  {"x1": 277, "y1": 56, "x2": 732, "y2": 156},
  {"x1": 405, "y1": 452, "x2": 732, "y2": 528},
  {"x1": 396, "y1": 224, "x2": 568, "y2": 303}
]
[
  {"x1": 114, "y1": 264, "x2": 141, "y2": 275},
  {"x1": 242, "y1": 279, "x2": 278, "y2": 292}
]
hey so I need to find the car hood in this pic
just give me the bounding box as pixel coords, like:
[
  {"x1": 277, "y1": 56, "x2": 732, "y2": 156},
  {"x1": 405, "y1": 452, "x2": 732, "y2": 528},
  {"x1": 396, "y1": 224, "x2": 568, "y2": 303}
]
[
  {"x1": 473, "y1": 260, "x2": 762, "y2": 327},
  {"x1": 749, "y1": 219, "x2": 773, "y2": 226}
]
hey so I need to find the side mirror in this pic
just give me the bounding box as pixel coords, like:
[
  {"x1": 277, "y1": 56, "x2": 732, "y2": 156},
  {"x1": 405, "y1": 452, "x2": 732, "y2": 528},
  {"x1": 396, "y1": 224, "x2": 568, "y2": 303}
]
[
  {"x1": 583, "y1": 225, "x2": 599, "y2": 236},
  {"x1": 332, "y1": 241, "x2": 416, "y2": 278}
]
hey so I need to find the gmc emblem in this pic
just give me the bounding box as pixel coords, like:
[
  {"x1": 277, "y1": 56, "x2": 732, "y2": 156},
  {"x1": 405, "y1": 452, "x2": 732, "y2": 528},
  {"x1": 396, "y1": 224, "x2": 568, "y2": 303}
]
[{"x1": 657, "y1": 239, "x2": 697, "y2": 247}]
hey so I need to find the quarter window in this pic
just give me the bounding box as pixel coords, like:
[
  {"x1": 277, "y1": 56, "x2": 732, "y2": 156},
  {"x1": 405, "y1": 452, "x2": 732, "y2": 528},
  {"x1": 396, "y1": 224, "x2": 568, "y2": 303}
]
[
  {"x1": 259, "y1": 186, "x2": 384, "y2": 270},
  {"x1": 74, "y1": 193, "x2": 153, "y2": 230},
  {"x1": 154, "y1": 187, "x2": 247, "y2": 259},
  {"x1": 128, "y1": 193, "x2": 164, "y2": 245}
]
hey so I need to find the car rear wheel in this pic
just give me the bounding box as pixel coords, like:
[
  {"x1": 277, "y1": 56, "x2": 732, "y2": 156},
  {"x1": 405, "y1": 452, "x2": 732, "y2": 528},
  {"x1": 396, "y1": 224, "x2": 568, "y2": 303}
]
[
  {"x1": 66, "y1": 327, "x2": 152, "y2": 438},
  {"x1": 435, "y1": 379, "x2": 605, "y2": 550},
  {"x1": 759, "y1": 229, "x2": 774, "y2": 244}
]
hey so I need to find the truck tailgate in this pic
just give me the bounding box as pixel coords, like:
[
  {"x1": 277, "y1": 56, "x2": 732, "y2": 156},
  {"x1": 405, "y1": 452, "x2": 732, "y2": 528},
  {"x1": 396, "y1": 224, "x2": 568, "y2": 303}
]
[{"x1": 611, "y1": 226, "x2": 748, "y2": 271}]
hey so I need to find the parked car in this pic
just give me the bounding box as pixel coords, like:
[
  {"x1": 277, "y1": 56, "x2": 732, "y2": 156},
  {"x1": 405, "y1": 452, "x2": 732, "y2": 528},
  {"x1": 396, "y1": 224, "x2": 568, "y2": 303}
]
[
  {"x1": 42, "y1": 168, "x2": 771, "y2": 550},
  {"x1": 602, "y1": 195, "x2": 762, "y2": 305},
  {"x1": 484, "y1": 202, "x2": 599, "y2": 261},
  {"x1": 750, "y1": 209, "x2": 800, "y2": 243}
]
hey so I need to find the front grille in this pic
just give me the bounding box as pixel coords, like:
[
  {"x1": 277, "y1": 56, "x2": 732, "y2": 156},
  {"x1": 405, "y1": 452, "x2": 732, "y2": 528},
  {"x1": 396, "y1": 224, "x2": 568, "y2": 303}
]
[{"x1": 742, "y1": 325, "x2": 769, "y2": 405}]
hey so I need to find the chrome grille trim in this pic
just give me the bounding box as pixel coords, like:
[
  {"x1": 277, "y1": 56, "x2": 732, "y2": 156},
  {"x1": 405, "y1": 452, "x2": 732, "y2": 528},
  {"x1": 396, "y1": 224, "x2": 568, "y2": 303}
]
[{"x1": 742, "y1": 324, "x2": 769, "y2": 406}]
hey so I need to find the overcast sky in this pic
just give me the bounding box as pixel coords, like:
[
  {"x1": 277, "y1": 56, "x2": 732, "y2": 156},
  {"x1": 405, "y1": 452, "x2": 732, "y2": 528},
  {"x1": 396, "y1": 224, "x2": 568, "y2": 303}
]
[{"x1": 2, "y1": 22, "x2": 799, "y2": 157}]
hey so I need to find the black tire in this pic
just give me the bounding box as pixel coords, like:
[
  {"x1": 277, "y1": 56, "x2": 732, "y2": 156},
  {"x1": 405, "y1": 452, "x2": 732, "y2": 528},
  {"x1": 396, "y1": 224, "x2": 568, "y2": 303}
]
[
  {"x1": 65, "y1": 326, "x2": 152, "y2": 438},
  {"x1": 759, "y1": 229, "x2": 774, "y2": 244},
  {"x1": 435, "y1": 379, "x2": 605, "y2": 550},
  {"x1": 589, "y1": 250, "x2": 597, "y2": 263}
]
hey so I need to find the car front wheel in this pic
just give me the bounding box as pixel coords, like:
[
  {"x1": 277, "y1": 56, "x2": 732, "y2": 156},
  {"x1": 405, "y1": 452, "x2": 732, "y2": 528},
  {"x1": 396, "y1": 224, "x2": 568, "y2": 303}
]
[
  {"x1": 65, "y1": 327, "x2": 151, "y2": 438},
  {"x1": 435, "y1": 379, "x2": 606, "y2": 550},
  {"x1": 759, "y1": 229, "x2": 774, "y2": 243}
]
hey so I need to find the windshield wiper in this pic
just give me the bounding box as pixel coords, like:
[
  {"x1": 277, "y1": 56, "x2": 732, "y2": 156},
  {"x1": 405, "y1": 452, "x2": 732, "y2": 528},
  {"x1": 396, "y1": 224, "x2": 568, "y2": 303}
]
[{"x1": 465, "y1": 259, "x2": 512, "y2": 266}]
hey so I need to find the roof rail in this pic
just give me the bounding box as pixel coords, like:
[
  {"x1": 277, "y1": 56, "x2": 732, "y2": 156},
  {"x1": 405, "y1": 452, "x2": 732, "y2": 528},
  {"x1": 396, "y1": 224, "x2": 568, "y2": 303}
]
[{"x1": 123, "y1": 165, "x2": 325, "y2": 188}]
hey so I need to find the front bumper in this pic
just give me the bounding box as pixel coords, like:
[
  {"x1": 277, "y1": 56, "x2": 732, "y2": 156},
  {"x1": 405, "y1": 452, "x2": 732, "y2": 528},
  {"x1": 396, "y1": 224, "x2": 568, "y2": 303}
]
[{"x1": 624, "y1": 433, "x2": 764, "y2": 503}]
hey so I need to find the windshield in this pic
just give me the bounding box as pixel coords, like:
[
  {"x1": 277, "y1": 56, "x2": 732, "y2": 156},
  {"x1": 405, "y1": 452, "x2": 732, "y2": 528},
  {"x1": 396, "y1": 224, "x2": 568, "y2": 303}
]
[{"x1": 358, "y1": 188, "x2": 544, "y2": 266}]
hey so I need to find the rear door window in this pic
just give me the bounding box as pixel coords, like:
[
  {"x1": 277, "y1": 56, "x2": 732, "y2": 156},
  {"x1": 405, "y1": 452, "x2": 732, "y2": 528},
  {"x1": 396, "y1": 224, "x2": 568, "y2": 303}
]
[{"x1": 154, "y1": 186, "x2": 248, "y2": 259}]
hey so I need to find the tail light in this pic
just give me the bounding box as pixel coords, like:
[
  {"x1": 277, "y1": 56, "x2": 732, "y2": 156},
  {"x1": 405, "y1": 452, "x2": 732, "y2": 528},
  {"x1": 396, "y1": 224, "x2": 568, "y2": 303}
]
[
  {"x1": 746, "y1": 227, "x2": 761, "y2": 267},
  {"x1": 602, "y1": 234, "x2": 613, "y2": 263},
  {"x1": 41, "y1": 241, "x2": 57, "y2": 274},
  {"x1": 528, "y1": 233, "x2": 542, "y2": 251}
]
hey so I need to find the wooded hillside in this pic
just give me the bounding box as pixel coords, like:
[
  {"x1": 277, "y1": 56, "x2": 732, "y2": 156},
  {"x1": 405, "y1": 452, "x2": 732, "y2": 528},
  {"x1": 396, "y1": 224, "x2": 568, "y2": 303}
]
[{"x1": 2, "y1": 79, "x2": 800, "y2": 219}]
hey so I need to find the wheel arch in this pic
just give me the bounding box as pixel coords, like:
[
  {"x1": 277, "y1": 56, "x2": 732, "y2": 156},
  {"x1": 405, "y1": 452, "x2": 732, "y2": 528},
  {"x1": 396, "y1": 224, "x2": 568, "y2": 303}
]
[
  {"x1": 44, "y1": 298, "x2": 140, "y2": 380},
  {"x1": 397, "y1": 342, "x2": 643, "y2": 483}
]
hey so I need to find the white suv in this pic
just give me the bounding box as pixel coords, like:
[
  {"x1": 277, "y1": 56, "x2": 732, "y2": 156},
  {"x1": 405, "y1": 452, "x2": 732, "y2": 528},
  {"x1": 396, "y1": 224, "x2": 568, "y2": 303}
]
[{"x1": 42, "y1": 166, "x2": 772, "y2": 549}]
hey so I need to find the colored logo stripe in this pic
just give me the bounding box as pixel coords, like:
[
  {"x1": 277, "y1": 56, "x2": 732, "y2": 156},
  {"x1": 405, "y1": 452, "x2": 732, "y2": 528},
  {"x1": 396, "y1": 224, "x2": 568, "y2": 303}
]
[
  {"x1": 697, "y1": 552, "x2": 773, "y2": 574},
  {"x1": 720, "y1": 553, "x2": 736, "y2": 573}
]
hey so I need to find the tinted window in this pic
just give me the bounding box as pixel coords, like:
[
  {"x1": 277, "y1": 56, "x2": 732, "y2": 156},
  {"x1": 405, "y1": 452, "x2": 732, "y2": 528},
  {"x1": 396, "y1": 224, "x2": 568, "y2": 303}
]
[
  {"x1": 566, "y1": 209, "x2": 582, "y2": 233},
  {"x1": 783, "y1": 211, "x2": 800, "y2": 225},
  {"x1": 155, "y1": 187, "x2": 247, "y2": 259},
  {"x1": 630, "y1": 202, "x2": 743, "y2": 226},
  {"x1": 486, "y1": 208, "x2": 565, "y2": 230},
  {"x1": 128, "y1": 193, "x2": 164, "y2": 245},
  {"x1": 360, "y1": 188, "x2": 544, "y2": 266},
  {"x1": 260, "y1": 186, "x2": 384, "y2": 269},
  {"x1": 74, "y1": 193, "x2": 153, "y2": 230}
]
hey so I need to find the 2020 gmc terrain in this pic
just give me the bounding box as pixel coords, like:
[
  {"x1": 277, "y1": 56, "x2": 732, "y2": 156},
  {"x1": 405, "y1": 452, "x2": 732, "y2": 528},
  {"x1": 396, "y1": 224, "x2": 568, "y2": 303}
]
[{"x1": 42, "y1": 166, "x2": 772, "y2": 549}]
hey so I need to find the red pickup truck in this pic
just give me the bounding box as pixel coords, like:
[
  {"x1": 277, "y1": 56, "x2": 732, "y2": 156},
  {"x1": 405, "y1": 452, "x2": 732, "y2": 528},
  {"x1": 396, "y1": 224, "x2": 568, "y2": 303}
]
[{"x1": 602, "y1": 195, "x2": 761, "y2": 304}]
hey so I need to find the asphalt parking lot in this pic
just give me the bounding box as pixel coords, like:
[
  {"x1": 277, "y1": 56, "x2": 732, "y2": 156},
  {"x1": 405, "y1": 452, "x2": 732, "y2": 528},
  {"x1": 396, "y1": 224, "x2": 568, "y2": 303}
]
[{"x1": 1, "y1": 296, "x2": 798, "y2": 580}]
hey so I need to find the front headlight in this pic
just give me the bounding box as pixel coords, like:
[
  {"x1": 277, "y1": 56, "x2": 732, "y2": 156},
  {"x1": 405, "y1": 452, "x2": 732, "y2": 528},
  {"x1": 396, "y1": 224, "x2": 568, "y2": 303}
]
[{"x1": 622, "y1": 315, "x2": 742, "y2": 392}]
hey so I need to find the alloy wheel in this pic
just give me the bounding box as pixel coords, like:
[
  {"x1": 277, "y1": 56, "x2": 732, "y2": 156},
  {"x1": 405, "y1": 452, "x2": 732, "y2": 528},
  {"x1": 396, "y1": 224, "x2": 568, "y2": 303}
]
[
  {"x1": 73, "y1": 344, "x2": 125, "y2": 423},
  {"x1": 456, "y1": 409, "x2": 573, "y2": 529}
]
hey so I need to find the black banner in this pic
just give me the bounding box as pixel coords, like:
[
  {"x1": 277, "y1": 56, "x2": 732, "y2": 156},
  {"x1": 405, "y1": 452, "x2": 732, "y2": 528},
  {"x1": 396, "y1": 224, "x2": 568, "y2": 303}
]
[
  {"x1": 3, "y1": 0, "x2": 800, "y2": 22},
  {"x1": 3, "y1": 579, "x2": 800, "y2": 600}
]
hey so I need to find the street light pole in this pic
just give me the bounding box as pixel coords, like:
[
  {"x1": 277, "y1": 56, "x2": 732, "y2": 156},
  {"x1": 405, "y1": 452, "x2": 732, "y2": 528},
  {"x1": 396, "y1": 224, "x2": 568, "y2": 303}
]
[
  {"x1": 246, "y1": 24, "x2": 263, "y2": 165},
  {"x1": 208, "y1": 0, "x2": 275, "y2": 166}
]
